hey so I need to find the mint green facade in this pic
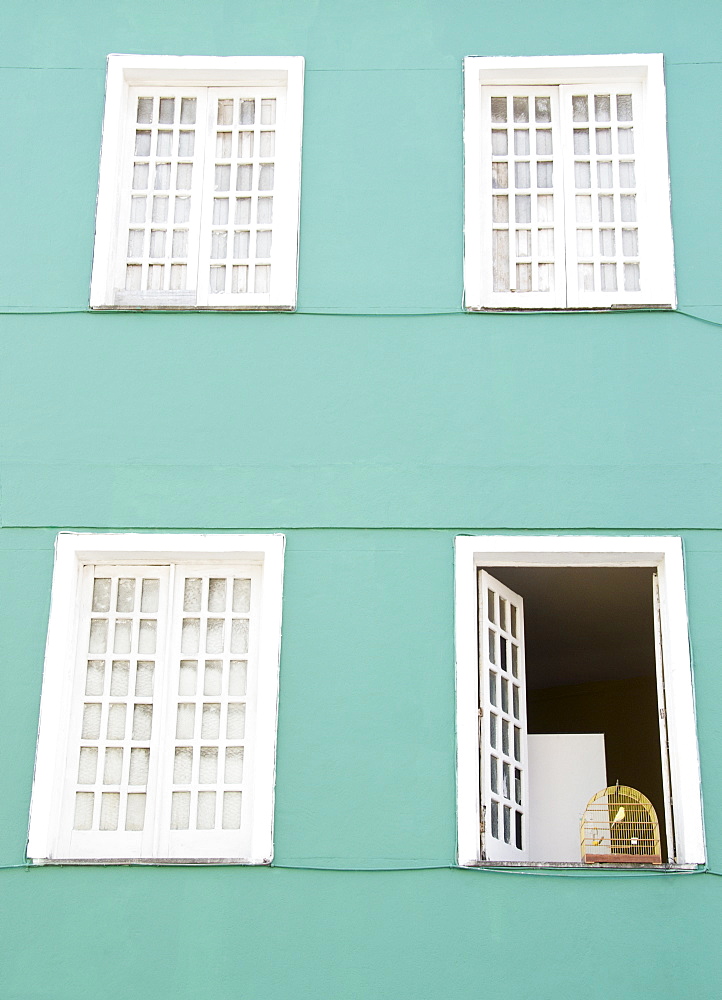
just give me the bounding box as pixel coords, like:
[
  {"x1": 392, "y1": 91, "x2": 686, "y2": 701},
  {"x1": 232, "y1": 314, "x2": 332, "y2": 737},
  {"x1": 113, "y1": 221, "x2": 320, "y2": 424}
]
[{"x1": 2, "y1": 1, "x2": 722, "y2": 997}]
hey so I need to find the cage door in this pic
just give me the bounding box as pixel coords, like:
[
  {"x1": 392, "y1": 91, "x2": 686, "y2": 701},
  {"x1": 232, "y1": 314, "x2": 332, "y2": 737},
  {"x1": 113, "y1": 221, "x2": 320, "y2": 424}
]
[{"x1": 478, "y1": 570, "x2": 528, "y2": 861}]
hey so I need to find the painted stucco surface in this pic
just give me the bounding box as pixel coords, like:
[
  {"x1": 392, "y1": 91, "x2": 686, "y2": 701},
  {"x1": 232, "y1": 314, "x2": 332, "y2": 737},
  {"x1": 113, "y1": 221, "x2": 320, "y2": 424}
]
[{"x1": 1, "y1": 0, "x2": 722, "y2": 996}]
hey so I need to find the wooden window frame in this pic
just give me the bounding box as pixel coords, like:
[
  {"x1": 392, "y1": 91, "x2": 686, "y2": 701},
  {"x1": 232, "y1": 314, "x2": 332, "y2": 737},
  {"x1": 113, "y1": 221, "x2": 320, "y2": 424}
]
[
  {"x1": 28, "y1": 533, "x2": 285, "y2": 864},
  {"x1": 90, "y1": 55, "x2": 304, "y2": 311},
  {"x1": 455, "y1": 536, "x2": 705, "y2": 868},
  {"x1": 463, "y1": 54, "x2": 676, "y2": 310}
]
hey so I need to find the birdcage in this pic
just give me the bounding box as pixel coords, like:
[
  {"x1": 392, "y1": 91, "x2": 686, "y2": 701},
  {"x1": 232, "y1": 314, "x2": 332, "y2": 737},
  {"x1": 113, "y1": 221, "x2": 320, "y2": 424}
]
[{"x1": 580, "y1": 784, "x2": 661, "y2": 864}]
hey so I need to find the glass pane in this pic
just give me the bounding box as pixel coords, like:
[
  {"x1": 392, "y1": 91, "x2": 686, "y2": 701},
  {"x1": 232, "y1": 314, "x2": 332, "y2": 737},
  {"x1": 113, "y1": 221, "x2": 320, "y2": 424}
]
[
  {"x1": 204, "y1": 661, "x2": 223, "y2": 695},
  {"x1": 489, "y1": 671, "x2": 497, "y2": 707},
  {"x1": 197, "y1": 791, "x2": 216, "y2": 830},
  {"x1": 100, "y1": 793, "x2": 120, "y2": 831},
  {"x1": 515, "y1": 161, "x2": 531, "y2": 188},
  {"x1": 106, "y1": 704, "x2": 126, "y2": 740},
  {"x1": 503, "y1": 762, "x2": 510, "y2": 799},
  {"x1": 573, "y1": 129, "x2": 589, "y2": 154},
  {"x1": 514, "y1": 726, "x2": 521, "y2": 761},
  {"x1": 490, "y1": 800, "x2": 499, "y2": 839},
  {"x1": 171, "y1": 791, "x2": 190, "y2": 829},
  {"x1": 229, "y1": 660, "x2": 247, "y2": 696},
  {"x1": 180, "y1": 98, "x2": 197, "y2": 123},
  {"x1": 227, "y1": 703, "x2": 246, "y2": 739},
  {"x1": 515, "y1": 195, "x2": 531, "y2": 223},
  {"x1": 514, "y1": 129, "x2": 530, "y2": 155},
  {"x1": 515, "y1": 768, "x2": 522, "y2": 804},
  {"x1": 535, "y1": 96, "x2": 551, "y2": 123},
  {"x1": 492, "y1": 196, "x2": 508, "y2": 223},
  {"x1": 501, "y1": 678, "x2": 509, "y2": 713},
  {"x1": 596, "y1": 128, "x2": 612, "y2": 155},
  {"x1": 173, "y1": 747, "x2": 193, "y2": 784},
  {"x1": 126, "y1": 793, "x2": 146, "y2": 831},
  {"x1": 503, "y1": 804, "x2": 511, "y2": 844},
  {"x1": 176, "y1": 703, "x2": 195, "y2": 739},
  {"x1": 624, "y1": 262, "x2": 641, "y2": 291},
  {"x1": 617, "y1": 94, "x2": 633, "y2": 121},
  {"x1": 92, "y1": 578, "x2": 111, "y2": 612},
  {"x1": 594, "y1": 94, "x2": 611, "y2": 121},
  {"x1": 141, "y1": 578, "x2": 159, "y2": 613},
  {"x1": 159, "y1": 97, "x2": 175, "y2": 123},
  {"x1": 490, "y1": 756, "x2": 498, "y2": 794},
  {"x1": 82, "y1": 703, "x2": 101, "y2": 740},
  {"x1": 178, "y1": 660, "x2": 197, "y2": 695},
  {"x1": 222, "y1": 791, "x2": 242, "y2": 829},
  {"x1": 85, "y1": 660, "x2": 105, "y2": 696},
  {"x1": 225, "y1": 746, "x2": 244, "y2": 783},
  {"x1": 129, "y1": 747, "x2": 149, "y2": 785},
  {"x1": 199, "y1": 747, "x2": 218, "y2": 783},
  {"x1": 132, "y1": 704, "x2": 153, "y2": 740},
  {"x1": 513, "y1": 97, "x2": 529, "y2": 122},
  {"x1": 231, "y1": 619, "x2": 249, "y2": 654},
  {"x1": 536, "y1": 129, "x2": 552, "y2": 154},
  {"x1": 208, "y1": 578, "x2": 227, "y2": 612},
  {"x1": 77, "y1": 747, "x2": 98, "y2": 784},
  {"x1": 502, "y1": 720, "x2": 509, "y2": 755},
  {"x1": 74, "y1": 792, "x2": 94, "y2": 830},
  {"x1": 88, "y1": 619, "x2": 108, "y2": 654},
  {"x1": 138, "y1": 620, "x2": 156, "y2": 654},
  {"x1": 103, "y1": 747, "x2": 123, "y2": 784},
  {"x1": 572, "y1": 95, "x2": 588, "y2": 122},
  {"x1": 491, "y1": 162, "x2": 508, "y2": 189},
  {"x1": 490, "y1": 97, "x2": 507, "y2": 122},
  {"x1": 201, "y1": 704, "x2": 221, "y2": 740},
  {"x1": 182, "y1": 619, "x2": 200, "y2": 654},
  {"x1": 206, "y1": 619, "x2": 224, "y2": 654},
  {"x1": 489, "y1": 714, "x2": 498, "y2": 749},
  {"x1": 491, "y1": 130, "x2": 507, "y2": 154},
  {"x1": 110, "y1": 661, "x2": 129, "y2": 697}
]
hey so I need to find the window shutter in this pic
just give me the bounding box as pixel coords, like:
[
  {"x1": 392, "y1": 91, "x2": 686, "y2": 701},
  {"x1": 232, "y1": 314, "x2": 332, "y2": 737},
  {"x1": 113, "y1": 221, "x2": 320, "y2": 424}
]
[
  {"x1": 561, "y1": 83, "x2": 645, "y2": 307},
  {"x1": 480, "y1": 86, "x2": 566, "y2": 309},
  {"x1": 162, "y1": 567, "x2": 261, "y2": 859},
  {"x1": 59, "y1": 566, "x2": 171, "y2": 859},
  {"x1": 197, "y1": 88, "x2": 285, "y2": 307},
  {"x1": 478, "y1": 570, "x2": 528, "y2": 862},
  {"x1": 114, "y1": 89, "x2": 208, "y2": 307}
]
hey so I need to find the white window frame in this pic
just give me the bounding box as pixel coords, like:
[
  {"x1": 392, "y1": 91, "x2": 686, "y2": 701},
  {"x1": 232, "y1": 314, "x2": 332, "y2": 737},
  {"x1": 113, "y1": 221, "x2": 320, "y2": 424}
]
[
  {"x1": 455, "y1": 536, "x2": 705, "y2": 867},
  {"x1": 463, "y1": 54, "x2": 676, "y2": 310},
  {"x1": 90, "y1": 55, "x2": 304, "y2": 311},
  {"x1": 28, "y1": 532, "x2": 285, "y2": 864}
]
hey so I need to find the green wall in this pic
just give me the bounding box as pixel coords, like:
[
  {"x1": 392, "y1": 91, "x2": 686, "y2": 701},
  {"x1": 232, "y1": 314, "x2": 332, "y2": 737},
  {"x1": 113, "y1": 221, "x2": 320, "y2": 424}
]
[{"x1": 2, "y1": 0, "x2": 722, "y2": 996}]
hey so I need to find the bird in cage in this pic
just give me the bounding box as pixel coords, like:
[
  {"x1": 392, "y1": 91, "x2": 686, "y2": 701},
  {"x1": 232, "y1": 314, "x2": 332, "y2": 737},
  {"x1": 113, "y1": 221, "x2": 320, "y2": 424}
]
[{"x1": 580, "y1": 783, "x2": 661, "y2": 864}]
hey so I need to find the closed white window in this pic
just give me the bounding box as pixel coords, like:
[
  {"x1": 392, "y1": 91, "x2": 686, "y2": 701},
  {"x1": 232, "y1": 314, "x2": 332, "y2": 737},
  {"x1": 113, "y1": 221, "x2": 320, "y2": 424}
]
[
  {"x1": 455, "y1": 537, "x2": 705, "y2": 868},
  {"x1": 90, "y1": 56, "x2": 304, "y2": 310},
  {"x1": 28, "y1": 534, "x2": 284, "y2": 863},
  {"x1": 464, "y1": 56, "x2": 675, "y2": 310}
]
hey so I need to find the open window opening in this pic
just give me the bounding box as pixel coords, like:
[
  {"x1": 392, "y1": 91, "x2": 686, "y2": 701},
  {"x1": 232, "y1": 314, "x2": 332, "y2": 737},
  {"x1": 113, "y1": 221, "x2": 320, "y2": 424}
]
[
  {"x1": 482, "y1": 566, "x2": 669, "y2": 864},
  {"x1": 455, "y1": 538, "x2": 705, "y2": 869}
]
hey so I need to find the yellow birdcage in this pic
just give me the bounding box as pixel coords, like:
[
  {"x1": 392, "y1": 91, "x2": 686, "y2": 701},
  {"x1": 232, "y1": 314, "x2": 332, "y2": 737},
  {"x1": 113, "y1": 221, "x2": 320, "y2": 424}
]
[{"x1": 580, "y1": 783, "x2": 661, "y2": 864}]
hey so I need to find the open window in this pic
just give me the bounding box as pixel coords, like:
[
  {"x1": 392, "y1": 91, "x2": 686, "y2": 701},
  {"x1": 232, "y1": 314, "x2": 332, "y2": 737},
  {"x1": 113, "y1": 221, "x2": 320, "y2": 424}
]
[{"x1": 455, "y1": 537, "x2": 705, "y2": 867}]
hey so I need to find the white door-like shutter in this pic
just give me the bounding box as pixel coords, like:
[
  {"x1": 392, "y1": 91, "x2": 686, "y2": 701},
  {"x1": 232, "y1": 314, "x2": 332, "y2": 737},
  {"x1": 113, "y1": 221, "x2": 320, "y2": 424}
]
[
  {"x1": 160, "y1": 565, "x2": 262, "y2": 860},
  {"x1": 114, "y1": 88, "x2": 208, "y2": 306},
  {"x1": 197, "y1": 87, "x2": 286, "y2": 308},
  {"x1": 561, "y1": 83, "x2": 645, "y2": 308},
  {"x1": 479, "y1": 86, "x2": 566, "y2": 309},
  {"x1": 478, "y1": 570, "x2": 528, "y2": 862},
  {"x1": 59, "y1": 566, "x2": 171, "y2": 859}
]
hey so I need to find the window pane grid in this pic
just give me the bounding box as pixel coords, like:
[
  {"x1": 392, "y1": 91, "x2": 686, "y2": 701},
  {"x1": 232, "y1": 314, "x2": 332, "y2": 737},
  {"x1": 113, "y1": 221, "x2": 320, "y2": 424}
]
[
  {"x1": 485, "y1": 87, "x2": 562, "y2": 299},
  {"x1": 123, "y1": 93, "x2": 202, "y2": 294},
  {"x1": 73, "y1": 571, "x2": 164, "y2": 834},
  {"x1": 567, "y1": 88, "x2": 641, "y2": 295},
  {"x1": 207, "y1": 95, "x2": 277, "y2": 296},
  {"x1": 170, "y1": 574, "x2": 252, "y2": 833}
]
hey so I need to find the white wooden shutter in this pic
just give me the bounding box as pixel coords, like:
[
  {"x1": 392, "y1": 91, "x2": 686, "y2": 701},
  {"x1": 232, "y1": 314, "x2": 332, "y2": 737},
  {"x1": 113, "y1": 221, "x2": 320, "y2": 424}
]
[
  {"x1": 478, "y1": 570, "x2": 528, "y2": 861},
  {"x1": 113, "y1": 88, "x2": 208, "y2": 306},
  {"x1": 561, "y1": 83, "x2": 646, "y2": 307},
  {"x1": 160, "y1": 565, "x2": 262, "y2": 859},
  {"x1": 58, "y1": 566, "x2": 171, "y2": 859},
  {"x1": 480, "y1": 86, "x2": 566, "y2": 309},
  {"x1": 197, "y1": 87, "x2": 287, "y2": 308}
]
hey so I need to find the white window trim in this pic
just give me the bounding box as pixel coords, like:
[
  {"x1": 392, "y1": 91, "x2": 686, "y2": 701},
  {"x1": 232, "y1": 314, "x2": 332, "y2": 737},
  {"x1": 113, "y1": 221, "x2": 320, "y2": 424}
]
[
  {"x1": 90, "y1": 55, "x2": 304, "y2": 311},
  {"x1": 463, "y1": 54, "x2": 676, "y2": 311},
  {"x1": 28, "y1": 532, "x2": 285, "y2": 864},
  {"x1": 455, "y1": 535, "x2": 705, "y2": 867}
]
